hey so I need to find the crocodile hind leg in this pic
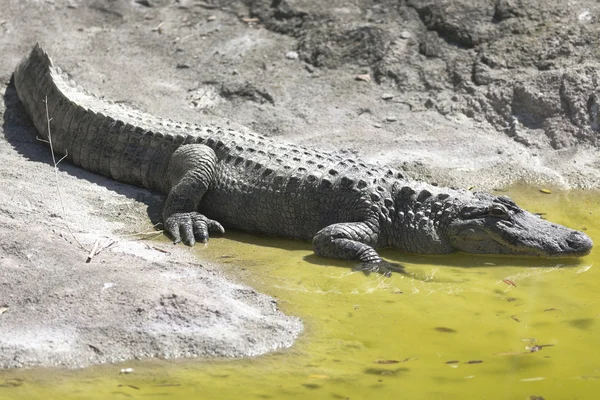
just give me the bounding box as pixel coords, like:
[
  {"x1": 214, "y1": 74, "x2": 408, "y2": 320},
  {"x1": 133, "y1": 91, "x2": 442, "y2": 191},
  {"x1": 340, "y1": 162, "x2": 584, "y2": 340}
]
[
  {"x1": 163, "y1": 144, "x2": 224, "y2": 246},
  {"x1": 312, "y1": 222, "x2": 403, "y2": 276}
]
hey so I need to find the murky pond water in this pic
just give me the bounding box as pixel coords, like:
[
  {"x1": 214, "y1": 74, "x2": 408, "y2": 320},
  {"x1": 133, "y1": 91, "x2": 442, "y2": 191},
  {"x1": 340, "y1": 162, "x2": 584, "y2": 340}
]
[{"x1": 2, "y1": 186, "x2": 599, "y2": 399}]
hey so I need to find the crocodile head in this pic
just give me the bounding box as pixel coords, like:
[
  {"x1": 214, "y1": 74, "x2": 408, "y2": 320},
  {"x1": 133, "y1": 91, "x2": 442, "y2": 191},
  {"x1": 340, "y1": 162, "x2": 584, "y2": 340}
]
[{"x1": 445, "y1": 194, "x2": 593, "y2": 257}]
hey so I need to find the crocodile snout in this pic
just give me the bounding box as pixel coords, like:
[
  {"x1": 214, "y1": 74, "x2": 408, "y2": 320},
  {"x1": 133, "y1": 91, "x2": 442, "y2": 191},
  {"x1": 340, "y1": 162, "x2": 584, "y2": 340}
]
[{"x1": 566, "y1": 231, "x2": 593, "y2": 255}]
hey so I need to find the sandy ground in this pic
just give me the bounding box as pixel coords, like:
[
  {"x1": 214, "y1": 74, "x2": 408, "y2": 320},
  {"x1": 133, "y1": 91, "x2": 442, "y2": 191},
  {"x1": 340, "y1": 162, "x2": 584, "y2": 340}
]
[{"x1": 1, "y1": 0, "x2": 600, "y2": 368}]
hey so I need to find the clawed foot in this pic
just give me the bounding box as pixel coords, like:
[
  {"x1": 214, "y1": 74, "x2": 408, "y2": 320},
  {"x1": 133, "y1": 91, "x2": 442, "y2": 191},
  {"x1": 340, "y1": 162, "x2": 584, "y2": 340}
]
[
  {"x1": 354, "y1": 260, "x2": 405, "y2": 277},
  {"x1": 164, "y1": 212, "x2": 225, "y2": 246}
]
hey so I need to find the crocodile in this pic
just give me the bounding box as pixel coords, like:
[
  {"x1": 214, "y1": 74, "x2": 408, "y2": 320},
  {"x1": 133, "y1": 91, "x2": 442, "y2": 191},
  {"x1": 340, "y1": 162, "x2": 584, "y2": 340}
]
[{"x1": 12, "y1": 44, "x2": 593, "y2": 273}]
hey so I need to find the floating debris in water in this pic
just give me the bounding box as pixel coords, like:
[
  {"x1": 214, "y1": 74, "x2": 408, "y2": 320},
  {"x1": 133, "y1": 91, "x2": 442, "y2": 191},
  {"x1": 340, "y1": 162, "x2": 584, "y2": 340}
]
[
  {"x1": 520, "y1": 377, "x2": 546, "y2": 382},
  {"x1": 511, "y1": 315, "x2": 520, "y2": 322},
  {"x1": 495, "y1": 343, "x2": 554, "y2": 357},
  {"x1": 502, "y1": 278, "x2": 517, "y2": 287},
  {"x1": 375, "y1": 356, "x2": 418, "y2": 364},
  {"x1": 434, "y1": 327, "x2": 457, "y2": 333},
  {"x1": 527, "y1": 344, "x2": 554, "y2": 352},
  {"x1": 465, "y1": 360, "x2": 483, "y2": 364},
  {"x1": 544, "y1": 308, "x2": 561, "y2": 312},
  {"x1": 445, "y1": 360, "x2": 460, "y2": 364},
  {"x1": 118, "y1": 384, "x2": 139, "y2": 390},
  {"x1": 539, "y1": 189, "x2": 551, "y2": 194},
  {"x1": 401, "y1": 357, "x2": 419, "y2": 363},
  {"x1": 120, "y1": 368, "x2": 134, "y2": 374}
]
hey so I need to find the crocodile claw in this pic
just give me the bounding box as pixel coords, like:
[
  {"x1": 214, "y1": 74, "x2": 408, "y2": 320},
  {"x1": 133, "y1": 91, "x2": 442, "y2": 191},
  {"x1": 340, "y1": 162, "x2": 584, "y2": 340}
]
[
  {"x1": 165, "y1": 212, "x2": 225, "y2": 246},
  {"x1": 354, "y1": 260, "x2": 405, "y2": 277}
]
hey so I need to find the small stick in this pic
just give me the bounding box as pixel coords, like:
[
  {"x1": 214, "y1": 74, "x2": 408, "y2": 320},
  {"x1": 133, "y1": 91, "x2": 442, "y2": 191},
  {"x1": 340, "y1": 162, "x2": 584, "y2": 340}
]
[
  {"x1": 98, "y1": 239, "x2": 117, "y2": 253},
  {"x1": 118, "y1": 230, "x2": 164, "y2": 238},
  {"x1": 86, "y1": 239, "x2": 100, "y2": 263},
  {"x1": 44, "y1": 96, "x2": 89, "y2": 253}
]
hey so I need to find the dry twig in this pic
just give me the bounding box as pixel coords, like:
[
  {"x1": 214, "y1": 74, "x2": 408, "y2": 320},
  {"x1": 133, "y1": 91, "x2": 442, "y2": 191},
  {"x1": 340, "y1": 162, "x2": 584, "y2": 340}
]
[{"x1": 43, "y1": 95, "x2": 89, "y2": 253}]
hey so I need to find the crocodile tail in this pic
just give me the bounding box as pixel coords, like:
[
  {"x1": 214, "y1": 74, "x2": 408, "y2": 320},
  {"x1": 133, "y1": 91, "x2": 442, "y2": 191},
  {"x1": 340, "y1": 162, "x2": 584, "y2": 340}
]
[
  {"x1": 14, "y1": 43, "x2": 55, "y2": 141},
  {"x1": 13, "y1": 44, "x2": 180, "y2": 194}
]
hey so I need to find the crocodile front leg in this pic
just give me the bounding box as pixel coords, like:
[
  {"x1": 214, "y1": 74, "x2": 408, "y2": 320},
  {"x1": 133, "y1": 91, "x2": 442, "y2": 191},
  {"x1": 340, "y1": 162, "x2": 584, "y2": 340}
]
[
  {"x1": 312, "y1": 222, "x2": 402, "y2": 276},
  {"x1": 163, "y1": 144, "x2": 224, "y2": 245}
]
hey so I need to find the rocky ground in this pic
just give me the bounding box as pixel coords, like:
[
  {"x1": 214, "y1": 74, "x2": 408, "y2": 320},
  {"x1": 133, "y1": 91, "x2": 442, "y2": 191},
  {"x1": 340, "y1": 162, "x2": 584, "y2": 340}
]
[{"x1": 1, "y1": 0, "x2": 600, "y2": 368}]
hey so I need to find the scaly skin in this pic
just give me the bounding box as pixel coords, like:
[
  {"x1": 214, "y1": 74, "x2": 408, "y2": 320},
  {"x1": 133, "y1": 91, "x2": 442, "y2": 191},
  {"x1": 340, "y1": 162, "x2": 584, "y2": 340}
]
[{"x1": 12, "y1": 44, "x2": 593, "y2": 273}]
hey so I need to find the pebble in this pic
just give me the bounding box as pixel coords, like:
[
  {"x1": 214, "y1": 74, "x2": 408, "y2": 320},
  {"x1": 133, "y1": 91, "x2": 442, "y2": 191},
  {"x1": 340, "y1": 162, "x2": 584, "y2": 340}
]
[
  {"x1": 381, "y1": 93, "x2": 394, "y2": 100},
  {"x1": 385, "y1": 116, "x2": 398, "y2": 122},
  {"x1": 285, "y1": 51, "x2": 299, "y2": 60},
  {"x1": 207, "y1": 15, "x2": 216, "y2": 21},
  {"x1": 400, "y1": 30, "x2": 411, "y2": 39},
  {"x1": 579, "y1": 10, "x2": 592, "y2": 23},
  {"x1": 355, "y1": 74, "x2": 371, "y2": 82},
  {"x1": 373, "y1": 123, "x2": 383, "y2": 129}
]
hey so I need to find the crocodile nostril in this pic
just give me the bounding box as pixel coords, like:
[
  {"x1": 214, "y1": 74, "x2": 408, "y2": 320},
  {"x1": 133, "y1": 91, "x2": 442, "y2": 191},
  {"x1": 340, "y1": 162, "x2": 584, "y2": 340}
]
[{"x1": 566, "y1": 231, "x2": 593, "y2": 253}]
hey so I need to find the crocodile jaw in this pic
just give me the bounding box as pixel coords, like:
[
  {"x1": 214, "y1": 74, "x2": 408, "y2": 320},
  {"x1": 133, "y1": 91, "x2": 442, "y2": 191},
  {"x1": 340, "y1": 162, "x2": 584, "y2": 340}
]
[{"x1": 446, "y1": 210, "x2": 593, "y2": 257}]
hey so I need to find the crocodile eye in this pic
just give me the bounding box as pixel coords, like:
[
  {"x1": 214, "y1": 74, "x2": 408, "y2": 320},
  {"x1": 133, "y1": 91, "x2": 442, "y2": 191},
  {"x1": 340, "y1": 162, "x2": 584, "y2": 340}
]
[{"x1": 490, "y1": 205, "x2": 508, "y2": 217}]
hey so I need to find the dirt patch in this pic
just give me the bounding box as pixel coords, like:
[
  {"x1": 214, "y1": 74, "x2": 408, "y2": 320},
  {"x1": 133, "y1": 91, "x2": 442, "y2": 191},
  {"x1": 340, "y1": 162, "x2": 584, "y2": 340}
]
[{"x1": 1, "y1": 0, "x2": 599, "y2": 368}]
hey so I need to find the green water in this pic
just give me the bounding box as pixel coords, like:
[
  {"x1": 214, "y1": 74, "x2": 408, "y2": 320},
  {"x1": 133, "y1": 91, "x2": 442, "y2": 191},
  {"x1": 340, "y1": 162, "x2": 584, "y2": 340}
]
[{"x1": 2, "y1": 186, "x2": 599, "y2": 399}]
